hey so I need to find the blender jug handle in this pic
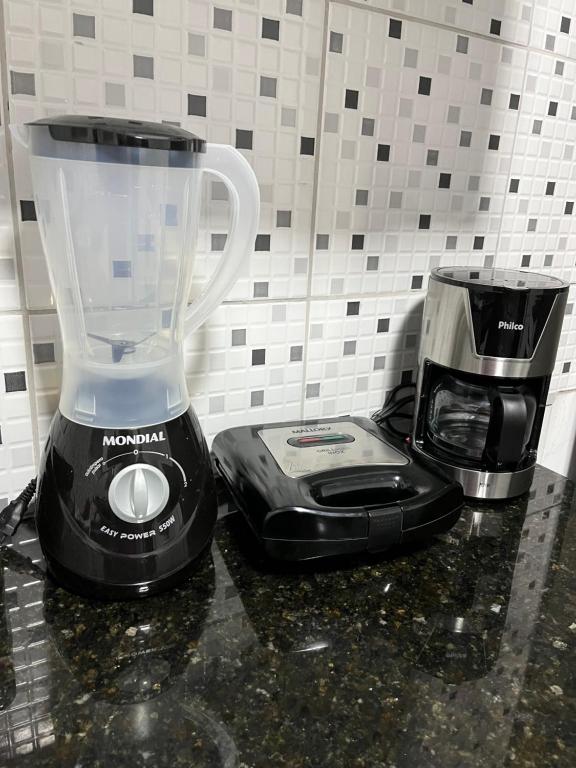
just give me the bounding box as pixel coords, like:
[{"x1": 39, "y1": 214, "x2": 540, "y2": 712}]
[{"x1": 184, "y1": 144, "x2": 260, "y2": 336}]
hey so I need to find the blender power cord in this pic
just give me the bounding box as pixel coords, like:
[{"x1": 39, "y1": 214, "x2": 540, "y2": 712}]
[{"x1": 0, "y1": 478, "x2": 37, "y2": 546}]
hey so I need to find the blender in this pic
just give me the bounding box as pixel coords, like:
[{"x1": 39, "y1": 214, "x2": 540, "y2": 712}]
[{"x1": 15, "y1": 116, "x2": 259, "y2": 598}]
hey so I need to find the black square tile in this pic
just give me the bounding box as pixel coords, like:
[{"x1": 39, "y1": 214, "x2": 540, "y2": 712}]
[
  {"x1": 401, "y1": 369, "x2": 414, "y2": 385},
  {"x1": 561, "y1": 16, "x2": 571, "y2": 34},
  {"x1": 345, "y1": 89, "x2": 358, "y2": 109},
  {"x1": 549, "y1": 101, "x2": 558, "y2": 116},
  {"x1": 377, "y1": 143, "x2": 390, "y2": 161},
  {"x1": 419, "y1": 214, "x2": 431, "y2": 229},
  {"x1": 488, "y1": 134, "x2": 500, "y2": 150},
  {"x1": 473, "y1": 235, "x2": 484, "y2": 249},
  {"x1": 565, "y1": 201, "x2": 574, "y2": 214},
  {"x1": 389, "y1": 19, "x2": 402, "y2": 38},
  {"x1": 236, "y1": 129, "x2": 253, "y2": 150},
  {"x1": 347, "y1": 301, "x2": 360, "y2": 316},
  {"x1": 255, "y1": 234, "x2": 271, "y2": 250},
  {"x1": 563, "y1": 361, "x2": 571, "y2": 373},
  {"x1": 509, "y1": 93, "x2": 520, "y2": 109},
  {"x1": 459, "y1": 131, "x2": 472, "y2": 147},
  {"x1": 438, "y1": 172, "x2": 451, "y2": 188},
  {"x1": 20, "y1": 200, "x2": 36, "y2": 221},
  {"x1": 509, "y1": 178, "x2": 519, "y2": 192},
  {"x1": 252, "y1": 348, "x2": 266, "y2": 366},
  {"x1": 262, "y1": 17, "x2": 279, "y2": 40},
  {"x1": 351, "y1": 234, "x2": 365, "y2": 250},
  {"x1": 300, "y1": 136, "x2": 315, "y2": 155},
  {"x1": 546, "y1": 181, "x2": 556, "y2": 195},
  {"x1": 187, "y1": 94, "x2": 206, "y2": 116},
  {"x1": 418, "y1": 76, "x2": 431, "y2": 95},
  {"x1": 521, "y1": 253, "x2": 531, "y2": 267},
  {"x1": 316, "y1": 234, "x2": 329, "y2": 249},
  {"x1": 4, "y1": 371, "x2": 26, "y2": 392},
  {"x1": 411, "y1": 275, "x2": 423, "y2": 289},
  {"x1": 377, "y1": 318, "x2": 390, "y2": 333},
  {"x1": 490, "y1": 18, "x2": 501, "y2": 35},
  {"x1": 426, "y1": 149, "x2": 439, "y2": 165},
  {"x1": 133, "y1": 0, "x2": 153, "y2": 14}
]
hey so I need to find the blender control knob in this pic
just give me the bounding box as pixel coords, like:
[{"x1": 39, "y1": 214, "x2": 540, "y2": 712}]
[{"x1": 108, "y1": 464, "x2": 170, "y2": 524}]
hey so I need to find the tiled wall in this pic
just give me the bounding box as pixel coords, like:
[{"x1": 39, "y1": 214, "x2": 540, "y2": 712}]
[{"x1": 2, "y1": 0, "x2": 576, "y2": 499}]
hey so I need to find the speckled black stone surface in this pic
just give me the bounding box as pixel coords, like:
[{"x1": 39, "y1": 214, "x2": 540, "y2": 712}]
[{"x1": 0, "y1": 464, "x2": 574, "y2": 767}]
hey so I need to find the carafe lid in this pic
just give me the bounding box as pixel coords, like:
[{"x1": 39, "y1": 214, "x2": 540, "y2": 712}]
[
  {"x1": 26, "y1": 115, "x2": 205, "y2": 167},
  {"x1": 432, "y1": 266, "x2": 568, "y2": 293}
]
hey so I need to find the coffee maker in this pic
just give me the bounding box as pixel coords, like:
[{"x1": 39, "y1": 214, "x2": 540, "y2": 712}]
[
  {"x1": 16, "y1": 116, "x2": 259, "y2": 598},
  {"x1": 413, "y1": 267, "x2": 568, "y2": 499}
]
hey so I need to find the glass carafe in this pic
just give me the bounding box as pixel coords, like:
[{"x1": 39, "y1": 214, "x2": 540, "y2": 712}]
[
  {"x1": 14, "y1": 117, "x2": 259, "y2": 428},
  {"x1": 427, "y1": 374, "x2": 537, "y2": 468}
]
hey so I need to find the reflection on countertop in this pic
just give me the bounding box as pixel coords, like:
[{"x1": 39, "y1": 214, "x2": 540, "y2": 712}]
[{"x1": 0, "y1": 464, "x2": 574, "y2": 767}]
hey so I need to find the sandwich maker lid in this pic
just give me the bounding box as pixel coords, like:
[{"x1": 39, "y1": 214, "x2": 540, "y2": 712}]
[{"x1": 212, "y1": 416, "x2": 463, "y2": 561}]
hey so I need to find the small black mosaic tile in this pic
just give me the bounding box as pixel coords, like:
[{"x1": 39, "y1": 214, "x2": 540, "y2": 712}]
[
  {"x1": 389, "y1": 18, "x2": 402, "y2": 39},
  {"x1": 262, "y1": 18, "x2": 280, "y2": 40}
]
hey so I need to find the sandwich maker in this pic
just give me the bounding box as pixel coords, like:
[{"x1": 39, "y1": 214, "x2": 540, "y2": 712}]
[{"x1": 212, "y1": 416, "x2": 463, "y2": 561}]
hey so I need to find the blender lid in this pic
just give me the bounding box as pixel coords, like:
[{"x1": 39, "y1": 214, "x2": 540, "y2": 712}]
[
  {"x1": 26, "y1": 115, "x2": 205, "y2": 153},
  {"x1": 432, "y1": 266, "x2": 569, "y2": 293}
]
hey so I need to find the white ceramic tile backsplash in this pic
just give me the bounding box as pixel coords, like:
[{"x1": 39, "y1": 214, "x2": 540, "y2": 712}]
[{"x1": 2, "y1": 0, "x2": 576, "y2": 498}]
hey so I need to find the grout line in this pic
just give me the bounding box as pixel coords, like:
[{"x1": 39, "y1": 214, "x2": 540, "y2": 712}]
[
  {"x1": 5, "y1": 279, "x2": 576, "y2": 316},
  {"x1": 331, "y1": 0, "x2": 569, "y2": 64},
  {"x1": 299, "y1": 0, "x2": 330, "y2": 419},
  {"x1": 492, "y1": 4, "x2": 533, "y2": 268},
  {"x1": 0, "y1": 0, "x2": 41, "y2": 471}
]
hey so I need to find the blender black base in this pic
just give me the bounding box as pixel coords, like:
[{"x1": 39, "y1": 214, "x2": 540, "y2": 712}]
[
  {"x1": 43, "y1": 541, "x2": 213, "y2": 601},
  {"x1": 36, "y1": 408, "x2": 217, "y2": 600}
]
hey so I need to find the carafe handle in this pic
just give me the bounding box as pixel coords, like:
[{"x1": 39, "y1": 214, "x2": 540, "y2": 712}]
[
  {"x1": 484, "y1": 388, "x2": 530, "y2": 466},
  {"x1": 184, "y1": 143, "x2": 259, "y2": 336}
]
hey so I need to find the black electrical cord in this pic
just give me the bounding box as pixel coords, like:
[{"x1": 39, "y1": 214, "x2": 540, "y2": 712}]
[
  {"x1": 371, "y1": 383, "x2": 416, "y2": 426},
  {"x1": 0, "y1": 478, "x2": 37, "y2": 546}
]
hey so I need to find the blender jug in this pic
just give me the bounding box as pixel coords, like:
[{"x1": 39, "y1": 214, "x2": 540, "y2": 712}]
[{"x1": 15, "y1": 116, "x2": 259, "y2": 598}]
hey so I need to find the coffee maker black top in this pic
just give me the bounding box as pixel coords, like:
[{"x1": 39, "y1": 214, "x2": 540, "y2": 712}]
[
  {"x1": 429, "y1": 267, "x2": 568, "y2": 361},
  {"x1": 432, "y1": 266, "x2": 568, "y2": 294}
]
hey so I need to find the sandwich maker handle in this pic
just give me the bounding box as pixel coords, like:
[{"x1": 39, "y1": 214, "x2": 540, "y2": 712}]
[{"x1": 305, "y1": 465, "x2": 462, "y2": 553}]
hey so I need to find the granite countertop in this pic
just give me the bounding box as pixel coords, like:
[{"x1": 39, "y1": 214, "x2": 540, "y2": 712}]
[{"x1": 0, "y1": 464, "x2": 574, "y2": 767}]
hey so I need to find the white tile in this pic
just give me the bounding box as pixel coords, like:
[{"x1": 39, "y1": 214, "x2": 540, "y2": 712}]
[
  {"x1": 0, "y1": 315, "x2": 36, "y2": 497},
  {"x1": 3, "y1": 0, "x2": 576, "y2": 490}
]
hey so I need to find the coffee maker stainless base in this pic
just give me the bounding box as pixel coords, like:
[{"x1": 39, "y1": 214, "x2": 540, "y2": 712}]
[{"x1": 412, "y1": 444, "x2": 535, "y2": 500}]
